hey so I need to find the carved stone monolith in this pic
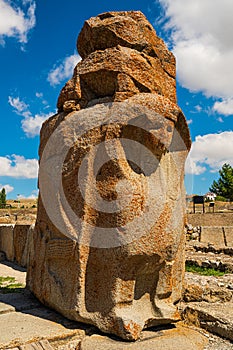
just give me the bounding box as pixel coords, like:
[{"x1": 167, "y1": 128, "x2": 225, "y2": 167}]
[{"x1": 27, "y1": 11, "x2": 191, "y2": 341}]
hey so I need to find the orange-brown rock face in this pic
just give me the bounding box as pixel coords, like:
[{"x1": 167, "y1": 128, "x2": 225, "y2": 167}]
[
  {"x1": 57, "y1": 11, "x2": 176, "y2": 111},
  {"x1": 27, "y1": 11, "x2": 191, "y2": 341}
]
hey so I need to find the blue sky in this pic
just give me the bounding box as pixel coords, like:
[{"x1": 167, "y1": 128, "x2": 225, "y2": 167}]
[{"x1": 0, "y1": 0, "x2": 232, "y2": 199}]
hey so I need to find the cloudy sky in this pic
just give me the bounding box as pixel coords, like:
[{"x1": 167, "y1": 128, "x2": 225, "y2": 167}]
[{"x1": 0, "y1": 0, "x2": 232, "y2": 198}]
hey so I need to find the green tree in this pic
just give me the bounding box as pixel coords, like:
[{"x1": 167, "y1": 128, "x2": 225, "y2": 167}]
[
  {"x1": 209, "y1": 163, "x2": 233, "y2": 201},
  {"x1": 0, "y1": 188, "x2": 6, "y2": 208}
]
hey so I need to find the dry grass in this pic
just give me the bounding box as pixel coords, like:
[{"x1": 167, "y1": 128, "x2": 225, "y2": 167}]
[{"x1": 0, "y1": 199, "x2": 37, "y2": 224}]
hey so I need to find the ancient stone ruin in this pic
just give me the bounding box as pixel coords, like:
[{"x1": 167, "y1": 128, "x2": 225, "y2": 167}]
[{"x1": 27, "y1": 11, "x2": 191, "y2": 340}]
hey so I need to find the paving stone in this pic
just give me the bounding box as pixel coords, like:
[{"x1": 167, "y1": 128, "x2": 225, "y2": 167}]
[
  {"x1": 0, "y1": 291, "x2": 41, "y2": 313},
  {"x1": 80, "y1": 324, "x2": 208, "y2": 350},
  {"x1": 182, "y1": 302, "x2": 233, "y2": 341},
  {"x1": 0, "y1": 261, "x2": 26, "y2": 285},
  {"x1": 0, "y1": 301, "x2": 15, "y2": 315},
  {"x1": 0, "y1": 307, "x2": 85, "y2": 348}
]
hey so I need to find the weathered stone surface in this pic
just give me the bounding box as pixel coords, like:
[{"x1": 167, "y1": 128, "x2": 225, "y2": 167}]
[
  {"x1": 182, "y1": 302, "x2": 233, "y2": 341},
  {"x1": 80, "y1": 324, "x2": 208, "y2": 350},
  {"x1": 0, "y1": 225, "x2": 14, "y2": 261},
  {"x1": 0, "y1": 224, "x2": 34, "y2": 267},
  {"x1": 183, "y1": 272, "x2": 233, "y2": 303},
  {"x1": 0, "y1": 290, "x2": 41, "y2": 314},
  {"x1": 18, "y1": 340, "x2": 54, "y2": 350},
  {"x1": 0, "y1": 251, "x2": 6, "y2": 261},
  {"x1": 57, "y1": 46, "x2": 176, "y2": 110},
  {"x1": 77, "y1": 11, "x2": 176, "y2": 77},
  {"x1": 57, "y1": 11, "x2": 177, "y2": 112},
  {"x1": 14, "y1": 225, "x2": 31, "y2": 267},
  {"x1": 0, "y1": 300, "x2": 15, "y2": 315},
  {"x1": 187, "y1": 213, "x2": 233, "y2": 228},
  {"x1": 187, "y1": 240, "x2": 233, "y2": 256},
  {"x1": 200, "y1": 226, "x2": 225, "y2": 247},
  {"x1": 27, "y1": 11, "x2": 191, "y2": 341},
  {"x1": 5, "y1": 340, "x2": 54, "y2": 350},
  {"x1": 224, "y1": 226, "x2": 233, "y2": 246},
  {"x1": 0, "y1": 260, "x2": 26, "y2": 285},
  {"x1": 186, "y1": 243, "x2": 233, "y2": 273},
  {"x1": 0, "y1": 307, "x2": 86, "y2": 348}
]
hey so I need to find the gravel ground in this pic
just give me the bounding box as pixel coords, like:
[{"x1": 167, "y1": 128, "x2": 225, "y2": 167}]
[{"x1": 203, "y1": 332, "x2": 233, "y2": 349}]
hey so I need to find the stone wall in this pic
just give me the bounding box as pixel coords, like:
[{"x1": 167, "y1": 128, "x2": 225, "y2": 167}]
[
  {"x1": 187, "y1": 213, "x2": 233, "y2": 227},
  {"x1": 0, "y1": 224, "x2": 34, "y2": 267},
  {"x1": 186, "y1": 225, "x2": 233, "y2": 247}
]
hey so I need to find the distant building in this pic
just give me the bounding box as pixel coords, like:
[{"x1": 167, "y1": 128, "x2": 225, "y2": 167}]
[{"x1": 205, "y1": 192, "x2": 216, "y2": 201}]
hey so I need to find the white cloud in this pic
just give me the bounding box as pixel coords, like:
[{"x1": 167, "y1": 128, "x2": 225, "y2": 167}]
[
  {"x1": 35, "y1": 92, "x2": 48, "y2": 106},
  {"x1": 48, "y1": 54, "x2": 81, "y2": 86},
  {"x1": 0, "y1": 155, "x2": 38, "y2": 178},
  {"x1": 8, "y1": 95, "x2": 54, "y2": 137},
  {"x1": 195, "y1": 105, "x2": 202, "y2": 112},
  {"x1": 8, "y1": 96, "x2": 30, "y2": 117},
  {"x1": 217, "y1": 117, "x2": 224, "y2": 123},
  {"x1": 0, "y1": 0, "x2": 36, "y2": 45},
  {"x1": 187, "y1": 119, "x2": 193, "y2": 125},
  {"x1": 0, "y1": 184, "x2": 14, "y2": 194},
  {"x1": 18, "y1": 189, "x2": 38, "y2": 199},
  {"x1": 35, "y1": 92, "x2": 43, "y2": 98},
  {"x1": 21, "y1": 112, "x2": 53, "y2": 137},
  {"x1": 185, "y1": 131, "x2": 233, "y2": 175},
  {"x1": 213, "y1": 98, "x2": 233, "y2": 116},
  {"x1": 158, "y1": 0, "x2": 233, "y2": 101},
  {"x1": 185, "y1": 156, "x2": 206, "y2": 176},
  {"x1": 29, "y1": 189, "x2": 38, "y2": 198}
]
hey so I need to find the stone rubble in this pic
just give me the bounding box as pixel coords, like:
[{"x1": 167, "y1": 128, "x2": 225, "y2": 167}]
[
  {"x1": 182, "y1": 241, "x2": 233, "y2": 343},
  {"x1": 186, "y1": 241, "x2": 233, "y2": 273},
  {"x1": 183, "y1": 272, "x2": 233, "y2": 303}
]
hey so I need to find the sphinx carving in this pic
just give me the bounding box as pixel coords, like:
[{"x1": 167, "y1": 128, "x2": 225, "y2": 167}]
[{"x1": 27, "y1": 11, "x2": 191, "y2": 340}]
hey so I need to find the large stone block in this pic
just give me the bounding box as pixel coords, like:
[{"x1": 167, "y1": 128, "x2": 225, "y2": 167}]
[
  {"x1": 0, "y1": 224, "x2": 34, "y2": 267},
  {"x1": 200, "y1": 226, "x2": 225, "y2": 247},
  {"x1": 57, "y1": 11, "x2": 177, "y2": 112},
  {"x1": 27, "y1": 11, "x2": 191, "y2": 341},
  {"x1": 77, "y1": 11, "x2": 176, "y2": 78},
  {"x1": 13, "y1": 225, "x2": 31, "y2": 267},
  {"x1": 0, "y1": 224, "x2": 14, "y2": 261},
  {"x1": 224, "y1": 226, "x2": 233, "y2": 246}
]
